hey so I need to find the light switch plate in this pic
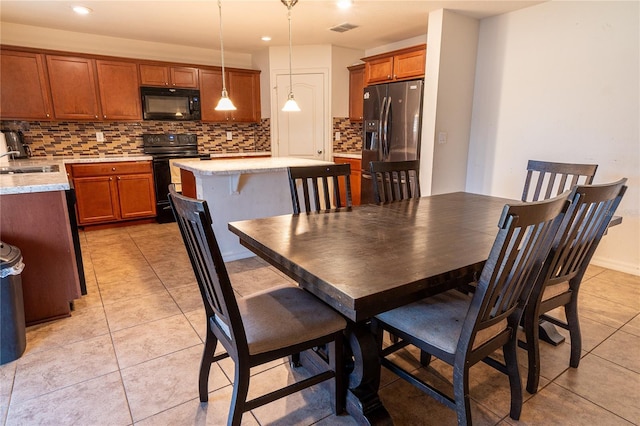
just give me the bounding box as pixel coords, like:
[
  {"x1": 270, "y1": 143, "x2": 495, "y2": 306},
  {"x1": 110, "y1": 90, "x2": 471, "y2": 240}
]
[
  {"x1": 438, "y1": 132, "x2": 447, "y2": 144},
  {"x1": 96, "y1": 132, "x2": 105, "y2": 142},
  {"x1": 335, "y1": 132, "x2": 341, "y2": 141},
  {"x1": 226, "y1": 131, "x2": 233, "y2": 141}
]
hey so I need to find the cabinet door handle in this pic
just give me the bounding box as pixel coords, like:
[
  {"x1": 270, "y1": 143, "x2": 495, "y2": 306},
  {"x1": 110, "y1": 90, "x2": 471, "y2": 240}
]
[
  {"x1": 117, "y1": 176, "x2": 121, "y2": 180},
  {"x1": 109, "y1": 177, "x2": 113, "y2": 181},
  {"x1": 112, "y1": 167, "x2": 116, "y2": 171}
]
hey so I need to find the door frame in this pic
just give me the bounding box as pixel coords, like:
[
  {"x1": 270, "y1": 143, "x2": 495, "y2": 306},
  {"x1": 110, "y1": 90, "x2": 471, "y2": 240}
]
[{"x1": 270, "y1": 67, "x2": 331, "y2": 161}]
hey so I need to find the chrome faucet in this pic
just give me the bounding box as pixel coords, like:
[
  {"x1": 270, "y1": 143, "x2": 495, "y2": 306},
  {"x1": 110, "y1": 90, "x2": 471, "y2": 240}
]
[{"x1": 0, "y1": 151, "x2": 20, "y2": 159}]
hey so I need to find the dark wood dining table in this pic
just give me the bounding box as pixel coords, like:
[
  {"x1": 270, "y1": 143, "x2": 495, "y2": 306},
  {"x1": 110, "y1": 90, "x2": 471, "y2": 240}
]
[{"x1": 228, "y1": 191, "x2": 515, "y2": 425}]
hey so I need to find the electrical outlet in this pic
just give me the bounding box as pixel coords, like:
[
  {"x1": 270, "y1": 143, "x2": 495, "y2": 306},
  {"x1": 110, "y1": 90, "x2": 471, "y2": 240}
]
[
  {"x1": 226, "y1": 131, "x2": 233, "y2": 141},
  {"x1": 335, "y1": 132, "x2": 341, "y2": 141},
  {"x1": 96, "y1": 132, "x2": 105, "y2": 142}
]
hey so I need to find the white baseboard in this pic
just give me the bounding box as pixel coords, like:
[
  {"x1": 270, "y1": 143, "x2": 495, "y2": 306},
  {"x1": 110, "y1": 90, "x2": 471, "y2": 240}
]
[{"x1": 590, "y1": 256, "x2": 640, "y2": 276}]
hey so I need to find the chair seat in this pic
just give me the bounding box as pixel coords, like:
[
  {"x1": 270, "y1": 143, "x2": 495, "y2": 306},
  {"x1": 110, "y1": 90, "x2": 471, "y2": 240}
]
[
  {"x1": 377, "y1": 289, "x2": 507, "y2": 354},
  {"x1": 237, "y1": 285, "x2": 346, "y2": 355},
  {"x1": 542, "y1": 281, "x2": 570, "y2": 301}
]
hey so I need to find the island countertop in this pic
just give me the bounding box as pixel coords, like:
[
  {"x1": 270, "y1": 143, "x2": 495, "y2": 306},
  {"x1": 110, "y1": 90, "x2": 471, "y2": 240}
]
[{"x1": 173, "y1": 156, "x2": 333, "y2": 176}]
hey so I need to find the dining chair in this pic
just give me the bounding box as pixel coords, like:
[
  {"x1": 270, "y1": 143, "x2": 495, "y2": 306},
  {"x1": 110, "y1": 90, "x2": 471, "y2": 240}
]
[
  {"x1": 521, "y1": 178, "x2": 627, "y2": 394},
  {"x1": 167, "y1": 185, "x2": 347, "y2": 425},
  {"x1": 287, "y1": 163, "x2": 352, "y2": 213},
  {"x1": 521, "y1": 159, "x2": 598, "y2": 202},
  {"x1": 369, "y1": 160, "x2": 420, "y2": 204},
  {"x1": 372, "y1": 191, "x2": 571, "y2": 425}
]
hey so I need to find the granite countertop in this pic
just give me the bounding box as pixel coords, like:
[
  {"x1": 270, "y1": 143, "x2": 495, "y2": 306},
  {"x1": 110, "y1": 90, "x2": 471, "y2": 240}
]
[
  {"x1": 174, "y1": 157, "x2": 333, "y2": 176},
  {"x1": 0, "y1": 155, "x2": 152, "y2": 195},
  {"x1": 332, "y1": 152, "x2": 362, "y2": 159}
]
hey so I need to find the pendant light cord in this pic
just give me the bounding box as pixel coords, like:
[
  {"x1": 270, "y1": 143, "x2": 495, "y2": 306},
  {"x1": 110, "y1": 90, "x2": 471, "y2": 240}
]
[
  {"x1": 218, "y1": 0, "x2": 228, "y2": 95},
  {"x1": 287, "y1": 4, "x2": 293, "y2": 97}
]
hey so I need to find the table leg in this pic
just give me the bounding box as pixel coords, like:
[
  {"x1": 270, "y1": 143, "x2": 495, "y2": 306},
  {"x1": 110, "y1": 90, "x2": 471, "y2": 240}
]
[
  {"x1": 345, "y1": 323, "x2": 392, "y2": 426},
  {"x1": 298, "y1": 323, "x2": 392, "y2": 425},
  {"x1": 539, "y1": 319, "x2": 566, "y2": 346}
]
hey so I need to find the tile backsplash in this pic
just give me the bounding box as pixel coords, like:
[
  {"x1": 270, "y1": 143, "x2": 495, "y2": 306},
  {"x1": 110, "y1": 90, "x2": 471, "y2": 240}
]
[
  {"x1": 0, "y1": 119, "x2": 270, "y2": 157},
  {"x1": 1, "y1": 116, "x2": 360, "y2": 157},
  {"x1": 333, "y1": 118, "x2": 362, "y2": 153}
]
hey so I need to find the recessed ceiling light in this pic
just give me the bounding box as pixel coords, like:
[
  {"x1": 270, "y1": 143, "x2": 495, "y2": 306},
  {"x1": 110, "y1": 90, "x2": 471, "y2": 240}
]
[
  {"x1": 337, "y1": 0, "x2": 352, "y2": 9},
  {"x1": 261, "y1": 36, "x2": 272, "y2": 42},
  {"x1": 72, "y1": 6, "x2": 92, "y2": 15}
]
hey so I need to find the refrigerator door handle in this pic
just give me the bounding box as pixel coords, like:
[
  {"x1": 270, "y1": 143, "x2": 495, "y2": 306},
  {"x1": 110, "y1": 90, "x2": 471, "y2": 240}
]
[
  {"x1": 379, "y1": 96, "x2": 387, "y2": 155},
  {"x1": 383, "y1": 95, "x2": 392, "y2": 159}
]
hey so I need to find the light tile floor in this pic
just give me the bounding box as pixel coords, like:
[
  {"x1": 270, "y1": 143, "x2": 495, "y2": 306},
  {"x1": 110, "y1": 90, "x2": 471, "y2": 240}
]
[{"x1": 1, "y1": 222, "x2": 639, "y2": 425}]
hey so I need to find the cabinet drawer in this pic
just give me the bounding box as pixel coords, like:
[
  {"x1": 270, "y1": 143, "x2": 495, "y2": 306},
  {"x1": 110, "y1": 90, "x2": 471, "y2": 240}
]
[{"x1": 71, "y1": 161, "x2": 152, "y2": 177}]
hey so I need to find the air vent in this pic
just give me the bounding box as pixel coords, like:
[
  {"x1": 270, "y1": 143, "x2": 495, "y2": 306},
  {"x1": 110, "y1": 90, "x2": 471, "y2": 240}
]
[{"x1": 329, "y1": 22, "x2": 359, "y2": 33}]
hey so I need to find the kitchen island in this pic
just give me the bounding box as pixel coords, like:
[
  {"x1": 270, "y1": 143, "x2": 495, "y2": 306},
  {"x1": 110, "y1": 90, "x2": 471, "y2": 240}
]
[
  {"x1": 0, "y1": 155, "x2": 151, "y2": 324},
  {"x1": 174, "y1": 156, "x2": 333, "y2": 261}
]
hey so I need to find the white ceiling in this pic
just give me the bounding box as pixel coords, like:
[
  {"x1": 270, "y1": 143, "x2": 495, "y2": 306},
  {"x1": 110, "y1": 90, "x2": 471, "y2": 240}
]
[{"x1": 0, "y1": 1, "x2": 542, "y2": 54}]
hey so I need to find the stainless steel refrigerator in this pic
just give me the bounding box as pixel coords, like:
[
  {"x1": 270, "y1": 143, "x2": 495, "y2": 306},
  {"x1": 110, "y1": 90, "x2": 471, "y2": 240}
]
[{"x1": 360, "y1": 79, "x2": 424, "y2": 204}]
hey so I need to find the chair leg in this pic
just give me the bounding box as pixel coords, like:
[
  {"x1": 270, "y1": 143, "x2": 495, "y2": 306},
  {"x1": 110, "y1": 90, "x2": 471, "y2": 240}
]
[
  {"x1": 199, "y1": 327, "x2": 218, "y2": 402},
  {"x1": 229, "y1": 362, "x2": 250, "y2": 426},
  {"x1": 453, "y1": 364, "x2": 472, "y2": 426},
  {"x1": 504, "y1": 338, "x2": 523, "y2": 420},
  {"x1": 290, "y1": 353, "x2": 301, "y2": 368},
  {"x1": 565, "y1": 301, "x2": 582, "y2": 368},
  {"x1": 419, "y1": 350, "x2": 431, "y2": 366},
  {"x1": 524, "y1": 309, "x2": 541, "y2": 394},
  {"x1": 330, "y1": 334, "x2": 346, "y2": 414}
]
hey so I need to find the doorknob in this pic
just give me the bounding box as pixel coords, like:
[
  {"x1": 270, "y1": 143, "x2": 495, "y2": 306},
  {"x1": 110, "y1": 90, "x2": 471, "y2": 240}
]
[{"x1": 317, "y1": 150, "x2": 323, "y2": 154}]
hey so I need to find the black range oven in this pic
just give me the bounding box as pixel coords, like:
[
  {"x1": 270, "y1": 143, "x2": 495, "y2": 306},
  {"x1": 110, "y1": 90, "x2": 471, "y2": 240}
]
[{"x1": 143, "y1": 133, "x2": 199, "y2": 223}]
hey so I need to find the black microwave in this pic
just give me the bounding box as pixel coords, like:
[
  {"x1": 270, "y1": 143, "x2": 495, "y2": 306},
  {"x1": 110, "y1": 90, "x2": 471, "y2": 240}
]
[{"x1": 140, "y1": 87, "x2": 201, "y2": 121}]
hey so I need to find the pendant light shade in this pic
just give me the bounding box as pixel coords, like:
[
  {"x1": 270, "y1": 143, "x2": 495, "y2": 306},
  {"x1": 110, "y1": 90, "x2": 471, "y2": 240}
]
[
  {"x1": 281, "y1": 0, "x2": 300, "y2": 112},
  {"x1": 215, "y1": 0, "x2": 236, "y2": 111}
]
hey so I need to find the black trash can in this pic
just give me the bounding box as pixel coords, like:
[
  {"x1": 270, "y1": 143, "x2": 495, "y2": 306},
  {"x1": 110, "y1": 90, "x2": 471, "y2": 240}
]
[{"x1": 1, "y1": 241, "x2": 26, "y2": 365}]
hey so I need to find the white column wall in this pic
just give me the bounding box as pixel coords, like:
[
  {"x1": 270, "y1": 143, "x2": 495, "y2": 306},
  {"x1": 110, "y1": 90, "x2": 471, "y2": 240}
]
[{"x1": 467, "y1": 1, "x2": 640, "y2": 274}]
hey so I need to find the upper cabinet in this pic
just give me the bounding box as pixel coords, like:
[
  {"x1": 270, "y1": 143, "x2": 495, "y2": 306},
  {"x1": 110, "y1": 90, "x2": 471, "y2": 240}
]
[
  {"x1": 140, "y1": 64, "x2": 199, "y2": 88},
  {"x1": 362, "y1": 44, "x2": 426, "y2": 86},
  {"x1": 348, "y1": 64, "x2": 365, "y2": 122},
  {"x1": 46, "y1": 55, "x2": 102, "y2": 120},
  {"x1": 199, "y1": 68, "x2": 261, "y2": 123},
  {"x1": 96, "y1": 60, "x2": 142, "y2": 120},
  {"x1": 0, "y1": 50, "x2": 53, "y2": 120},
  {"x1": 0, "y1": 46, "x2": 260, "y2": 123}
]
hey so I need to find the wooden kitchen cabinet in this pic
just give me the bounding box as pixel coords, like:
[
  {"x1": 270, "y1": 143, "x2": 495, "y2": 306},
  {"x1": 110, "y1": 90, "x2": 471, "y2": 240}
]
[
  {"x1": 46, "y1": 55, "x2": 101, "y2": 120},
  {"x1": 334, "y1": 156, "x2": 362, "y2": 206},
  {"x1": 363, "y1": 44, "x2": 426, "y2": 86},
  {"x1": 0, "y1": 49, "x2": 53, "y2": 120},
  {"x1": 348, "y1": 64, "x2": 365, "y2": 122},
  {"x1": 199, "y1": 68, "x2": 261, "y2": 123},
  {"x1": 139, "y1": 64, "x2": 199, "y2": 88},
  {"x1": 96, "y1": 60, "x2": 142, "y2": 120},
  {"x1": 69, "y1": 161, "x2": 156, "y2": 225}
]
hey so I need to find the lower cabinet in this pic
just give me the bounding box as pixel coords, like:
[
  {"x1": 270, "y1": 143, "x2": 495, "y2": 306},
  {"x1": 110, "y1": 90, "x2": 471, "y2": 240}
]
[
  {"x1": 334, "y1": 156, "x2": 362, "y2": 206},
  {"x1": 68, "y1": 161, "x2": 156, "y2": 225}
]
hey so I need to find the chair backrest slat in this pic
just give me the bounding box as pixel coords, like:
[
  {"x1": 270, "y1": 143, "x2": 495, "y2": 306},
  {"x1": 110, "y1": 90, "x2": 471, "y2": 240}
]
[
  {"x1": 168, "y1": 185, "x2": 247, "y2": 355},
  {"x1": 288, "y1": 164, "x2": 352, "y2": 213},
  {"x1": 522, "y1": 160, "x2": 597, "y2": 202},
  {"x1": 370, "y1": 160, "x2": 421, "y2": 204},
  {"x1": 460, "y1": 191, "x2": 571, "y2": 350},
  {"x1": 543, "y1": 179, "x2": 627, "y2": 287}
]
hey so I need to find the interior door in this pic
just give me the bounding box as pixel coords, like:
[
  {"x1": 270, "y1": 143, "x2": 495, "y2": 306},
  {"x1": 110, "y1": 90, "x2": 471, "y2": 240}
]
[{"x1": 275, "y1": 73, "x2": 326, "y2": 160}]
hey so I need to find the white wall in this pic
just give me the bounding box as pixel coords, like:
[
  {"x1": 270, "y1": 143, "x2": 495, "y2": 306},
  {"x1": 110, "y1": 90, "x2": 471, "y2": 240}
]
[
  {"x1": 421, "y1": 10, "x2": 479, "y2": 195},
  {"x1": 0, "y1": 22, "x2": 253, "y2": 68},
  {"x1": 365, "y1": 35, "x2": 427, "y2": 57},
  {"x1": 467, "y1": 1, "x2": 640, "y2": 274}
]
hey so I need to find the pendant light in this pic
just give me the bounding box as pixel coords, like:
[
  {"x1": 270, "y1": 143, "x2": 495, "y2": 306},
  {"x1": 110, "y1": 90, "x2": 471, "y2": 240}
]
[
  {"x1": 215, "y1": 0, "x2": 236, "y2": 111},
  {"x1": 281, "y1": 0, "x2": 300, "y2": 112}
]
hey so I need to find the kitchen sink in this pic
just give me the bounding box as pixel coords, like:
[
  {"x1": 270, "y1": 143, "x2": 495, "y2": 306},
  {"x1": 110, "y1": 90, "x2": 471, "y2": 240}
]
[{"x1": 0, "y1": 164, "x2": 60, "y2": 174}]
